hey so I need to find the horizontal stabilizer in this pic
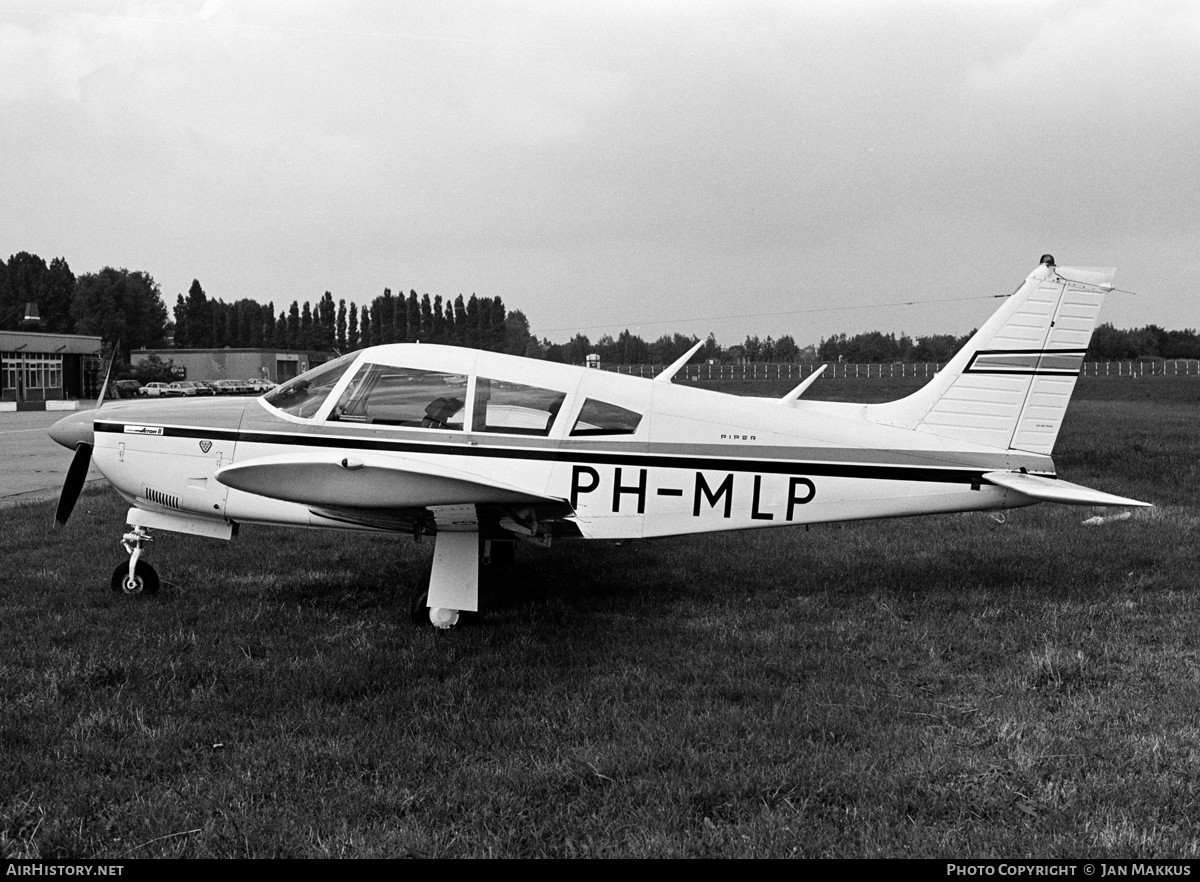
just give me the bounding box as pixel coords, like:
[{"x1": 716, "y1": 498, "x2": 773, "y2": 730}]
[
  {"x1": 983, "y1": 471, "x2": 1151, "y2": 507},
  {"x1": 217, "y1": 452, "x2": 563, "y2": 509}
]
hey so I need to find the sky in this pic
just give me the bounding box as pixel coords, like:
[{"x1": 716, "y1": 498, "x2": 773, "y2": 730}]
[{"x1": 2, "y1": 0, "x2": 1198, "y2": 348}]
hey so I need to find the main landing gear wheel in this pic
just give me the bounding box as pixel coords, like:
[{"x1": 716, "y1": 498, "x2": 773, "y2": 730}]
[
  {"x1": 429, "y1": 607, "x2": 460, "y2": 629},
  {"x1": 110, "y1": 559, "x2": 160, "y2": 595},
  {"x1": 409, "y1": 586, "x2": 429, "y2": 625},
  {"x1": 409, "y1": 586, "x2": 462, "y2": 629}
]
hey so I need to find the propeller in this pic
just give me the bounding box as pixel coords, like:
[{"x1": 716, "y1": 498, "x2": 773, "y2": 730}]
[
  {"x1": 96, "y1": 340, "x2": 117, "y2": 407},
  {"x1": 52, "y1": 340, "x2": 118, "y2": 528},
  {"x1": 54, "y1": 442, "x2": 93, "y2": 528}
]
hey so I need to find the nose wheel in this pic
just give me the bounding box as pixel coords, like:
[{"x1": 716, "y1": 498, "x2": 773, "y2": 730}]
[
  {"x1": 111, "y1": 559, "x2": 160, "y2": 595},
  {"x1": 112, "y1": 524, "x2": 159, "y2": 595}
]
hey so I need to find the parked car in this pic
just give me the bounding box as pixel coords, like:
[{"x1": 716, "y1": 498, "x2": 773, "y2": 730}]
[
  {"x1": 245, "y1": 379, "x2": 278, "y2": 393},
  {"x1": 139, "y1": 382, "x2": 178, "y2": 397},
  {"x1": 179, "y1": 381, "x2": 217, "y2": 396},
  {"x1": 214, "y1": 379, "x2": 251, "y2": 394},
  {"x1": 112, "y1": 379, "x2": 142, "y2": 398}
]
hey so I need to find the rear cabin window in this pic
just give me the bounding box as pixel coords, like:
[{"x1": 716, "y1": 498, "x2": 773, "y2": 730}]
[
  {"x1": 570, "y1": 399, "x2": 643, "y2": 436},
  {"x1": 472, "y1": 378, "x2": 566, "y2": 436},
  {"x1": 329, "y1": 364, "x2": 467, "y2": 429}
]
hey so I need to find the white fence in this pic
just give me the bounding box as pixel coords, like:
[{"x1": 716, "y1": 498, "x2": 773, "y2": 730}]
[{"x1": 597, "y1": 361, "x2": 1200, "y2": 381}]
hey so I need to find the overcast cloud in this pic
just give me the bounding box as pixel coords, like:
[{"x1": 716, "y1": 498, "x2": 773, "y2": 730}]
[{"x1": 2, "y1": 0, "x2": 1197, "y2": 346}]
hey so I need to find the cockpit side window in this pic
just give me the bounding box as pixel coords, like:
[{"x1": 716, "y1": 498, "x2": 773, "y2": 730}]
[
  {"x1": 472, "y1": 378, "x2": 566, "y2": 436},
  {"x1": 570, "y1": 398, "x2": 643, "y2": 436},
  {"x1": 329, "y1": 364, "x2": 467, "y2": 429},
  {"x1": 263, "y1": 352, "x2": 358, "y2": 419}
]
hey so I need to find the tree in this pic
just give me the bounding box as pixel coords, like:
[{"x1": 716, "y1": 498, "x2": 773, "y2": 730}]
[
  {"x1": 173, "y1": 294, "x2": 189, "y2": 346},
  {"x1": 488, "y1": 296, "x2": 507, "y2": 350},
  {"x1": 318, "y1": 291, "x2": 336, "y2": 349},
  {"x1": 912, "y1": 333, "x2": 967, "y2": 363},
  {"x1": 420, "y1": 293, "x2": 433, "y2": 342},
  {"x1": 71, "y1": 268, "x2": 169, "y2": 361},
  {"x1": 184, "y1": 280, "x2": 212, "y2": 347},
  {"x1": 405, "y1": 291, "x2": 420, "y2": 343},
  {"x1": 336, "y1": 299, "x2": 347, "y2": 352},
  {"x1": 369, "y1": 301, "x2": 383, "y2": 346},
  {"x1": 432, "y1": 295, "x2": 446, "y2": 343},
  {"x1": 42, "y1": 257, "x2": 76, "y2": 332},
  {"x1": 502, "y1": 310, "x2": 534, "y2": 356},
  {"x1": 263, "y1": 302, "x2": 276, "y2": 347},
  {"x1": 464, "y1": 295, "x2": 481, "y2": 347},
  {"x1": 223, "y1": 300, "x2": 238, "y2": 347},
  {"x1": 300, "y1": 301, "x2": 315, "y2": 349},
  {"x1": 1, "y1": 252, "x2": 76, "y2": 332},
  {"x1": 377, "y1": 288, "x2": 395, "y2": 344},
  {"x1": 286, "y1": 301, "x2": 300, "y2": 348},
  {"x1": 774, "y1": 334, "x2": 800, "y2": 362},
  {"x1": 452, "y1": 295, "x2": 467, "y2": 345},
  {"x1": 392, "y1": 292, "x2": 407, "y2": 343},
  {"x1": 238, "y1": 299, "x2": 264, "y2": 348},
  {"x1": 131, "y1": 354, "x2": 176, "y2": 384}
]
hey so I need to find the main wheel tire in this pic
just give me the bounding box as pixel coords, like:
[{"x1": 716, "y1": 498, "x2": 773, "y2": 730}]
[
  {"x1": 110, "y1": 560, "x2": 160, "y2": 595},
  {"x1": 409, "y1": 586, "x2": 430, "y2": 625}
]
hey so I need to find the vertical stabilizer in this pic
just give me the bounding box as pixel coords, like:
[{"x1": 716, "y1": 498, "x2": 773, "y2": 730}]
[{"x1": 868, "y1": 259, "x2": 1115, "y2": 454}]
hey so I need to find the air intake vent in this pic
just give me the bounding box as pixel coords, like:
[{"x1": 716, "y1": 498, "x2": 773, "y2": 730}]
[{"x1": 143, "y1": 487, "x2": 180, "y2": 510}]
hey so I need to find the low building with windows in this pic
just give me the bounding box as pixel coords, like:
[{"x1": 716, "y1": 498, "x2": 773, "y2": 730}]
[
  {"x1": 130, "y1": 348, "x2": 332, "y2": 385},
  {"x1": 1, "y1": 330, "x2": 103, "y2": 405}
]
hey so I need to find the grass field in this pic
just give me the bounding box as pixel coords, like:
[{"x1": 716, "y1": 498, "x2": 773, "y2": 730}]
[{"x1": 2, "y1": 377, "x2": 1198, "y2": 857}]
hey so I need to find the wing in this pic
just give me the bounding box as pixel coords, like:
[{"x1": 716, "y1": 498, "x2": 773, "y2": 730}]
[
  {"x1": 215, "y1": 452, "x2": 563, "y2": 509},
  {"x1": 983, "y1": 471, "x2": 1150, "y2": 508}
]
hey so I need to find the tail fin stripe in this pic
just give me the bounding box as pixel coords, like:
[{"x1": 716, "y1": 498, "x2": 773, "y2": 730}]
[{"x1": 965, "y1": 349, "x2": 1086, "y2": 375}]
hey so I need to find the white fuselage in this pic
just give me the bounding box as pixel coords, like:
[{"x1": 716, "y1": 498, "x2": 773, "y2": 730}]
[{"x1": 86, "y1": 344, "x2": 1051, "y2": 543}]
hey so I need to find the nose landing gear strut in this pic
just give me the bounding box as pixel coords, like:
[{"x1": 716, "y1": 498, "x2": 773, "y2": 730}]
[{"x1": 111, "y1": 524, "x2": 160, "y2": 595}]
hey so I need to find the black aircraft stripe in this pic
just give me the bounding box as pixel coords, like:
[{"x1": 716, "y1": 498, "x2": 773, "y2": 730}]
[{"x1": 96, "y1": 420, "x2": 1014, "y2": 487}]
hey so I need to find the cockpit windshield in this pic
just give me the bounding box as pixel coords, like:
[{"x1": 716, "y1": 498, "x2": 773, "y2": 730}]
[{"x1": 262, "y1": 352, "x2": 359, "y2": 419}]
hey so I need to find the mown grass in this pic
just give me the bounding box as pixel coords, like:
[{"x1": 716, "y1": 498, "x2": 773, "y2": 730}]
[{"x1": 1, "y1": 378, "x2": 1198, "y2": 857}]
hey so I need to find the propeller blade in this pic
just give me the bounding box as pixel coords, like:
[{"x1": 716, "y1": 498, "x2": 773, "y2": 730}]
[
  {"x1": 54, "y1": 442, "x2": 93, "y2": 529},
  {"x1": 96, "y1": 340, "x2": 119, "y2": 407}
]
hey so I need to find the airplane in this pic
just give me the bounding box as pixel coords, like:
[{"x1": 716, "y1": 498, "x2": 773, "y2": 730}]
[{"x1": 49, "y1": 255, "x2": 1150, "y2": 627}]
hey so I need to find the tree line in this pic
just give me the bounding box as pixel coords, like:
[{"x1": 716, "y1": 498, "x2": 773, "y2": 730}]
[
  {"x1": 536, "y1": 332, "x2": 805, "y2": 366},
  {"x1": 172, "y1": 280, "x2": 528, "y2": 355},
  {"x1": 4, "y1": 251, "x2": 1199, "y2": 369},
  {"x1": 816, "y1": 331, "x2": 973, "y2": 364},
  {"x1": 814, "y1": 324, "x2": 1200, "y2": 364}
]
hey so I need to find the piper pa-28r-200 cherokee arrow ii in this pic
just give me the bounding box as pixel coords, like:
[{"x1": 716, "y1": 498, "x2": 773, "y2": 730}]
[{"x1": 50, "y1": 256, "x2": 1149, "y2": 627}]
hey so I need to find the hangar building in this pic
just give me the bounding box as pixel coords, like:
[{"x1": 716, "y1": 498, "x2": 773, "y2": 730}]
[
  {"x1": 1, "y1": 329, "x2": 103, "y2": 405},
  {"x1": 130, "y1": 348, "x2": 332, "y2": 385}
]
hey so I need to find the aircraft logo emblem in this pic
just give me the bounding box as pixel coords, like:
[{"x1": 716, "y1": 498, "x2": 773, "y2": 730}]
[{"x1": 199, "y1": 440, "x2": 212, "y2": 453}]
